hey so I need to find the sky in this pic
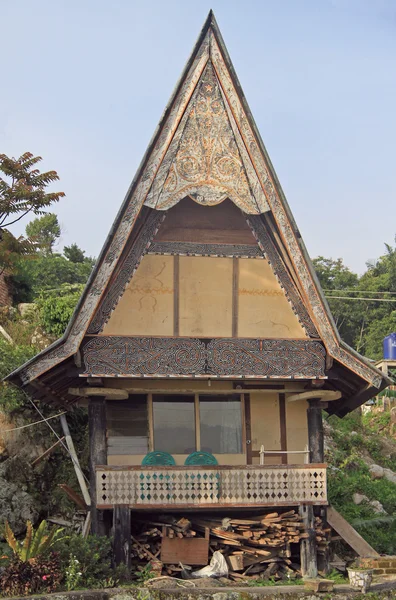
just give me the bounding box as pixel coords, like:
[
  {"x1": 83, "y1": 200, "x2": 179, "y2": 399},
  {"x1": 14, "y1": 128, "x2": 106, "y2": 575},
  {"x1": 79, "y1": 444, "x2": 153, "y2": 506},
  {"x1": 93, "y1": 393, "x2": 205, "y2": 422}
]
[{"x1": 1, "y1": 0, "x2": 396, "y2": 274}]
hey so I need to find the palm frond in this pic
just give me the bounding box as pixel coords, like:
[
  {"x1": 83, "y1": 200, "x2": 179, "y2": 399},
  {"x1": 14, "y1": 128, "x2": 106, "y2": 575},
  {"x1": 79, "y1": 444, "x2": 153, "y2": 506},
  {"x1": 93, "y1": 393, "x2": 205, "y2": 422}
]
[
  {"x1": 4, "y1": 521, "x2": 18, "y2": 554},
  {"x1": 20, "y1": 521, "x2": 33, "y2": 561}
]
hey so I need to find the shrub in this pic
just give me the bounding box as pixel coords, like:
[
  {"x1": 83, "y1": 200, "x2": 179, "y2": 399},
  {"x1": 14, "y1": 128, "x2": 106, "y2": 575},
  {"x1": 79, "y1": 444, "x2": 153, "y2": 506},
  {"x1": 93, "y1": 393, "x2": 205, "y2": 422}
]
[
  {"x1": 0, "y1": 554, "x2": 62, "y2": 597},
  {"x1": 54, "y1": 534, "x2": 114, "y2": 589}
]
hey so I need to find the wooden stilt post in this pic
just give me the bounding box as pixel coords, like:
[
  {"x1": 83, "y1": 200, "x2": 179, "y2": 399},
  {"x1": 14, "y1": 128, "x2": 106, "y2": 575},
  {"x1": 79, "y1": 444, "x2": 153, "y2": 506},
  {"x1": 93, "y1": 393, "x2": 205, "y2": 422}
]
[
  {"x1": 88, "y1": 398, "x2": 107, "y2": 536},
  {"x1": 113, "y1": 505, "x2": 131, "y2": 570},
  {"x1": 299, "y1": 504, "x2": 317, "y2": 579},
  {"x1": 300, "y1": 397, "x2": 323, "y2": 578}
]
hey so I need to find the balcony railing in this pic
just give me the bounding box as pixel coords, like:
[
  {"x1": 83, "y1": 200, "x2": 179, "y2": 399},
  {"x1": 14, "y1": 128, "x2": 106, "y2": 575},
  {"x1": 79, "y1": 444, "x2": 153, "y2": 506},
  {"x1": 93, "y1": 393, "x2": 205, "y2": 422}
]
[{"x1": 96, "y1": 464, "x2": 327, "y2": 509}]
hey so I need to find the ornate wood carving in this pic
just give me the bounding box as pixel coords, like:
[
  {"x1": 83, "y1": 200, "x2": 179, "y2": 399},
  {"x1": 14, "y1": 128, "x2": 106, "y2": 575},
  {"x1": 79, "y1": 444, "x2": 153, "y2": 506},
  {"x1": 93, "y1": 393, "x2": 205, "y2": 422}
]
[
  {"x1": 82, "y1": 336, "x2": 326, "y2": 379},
  {"x1": 246, "y1": 215, "x2": 318, "y2": 338},
  {"x1": 145, "y1": 62, "x2": 269, "y2": 215},
  {"x1": 148, "y1": 241, "x2": 262, "y2": 258}
]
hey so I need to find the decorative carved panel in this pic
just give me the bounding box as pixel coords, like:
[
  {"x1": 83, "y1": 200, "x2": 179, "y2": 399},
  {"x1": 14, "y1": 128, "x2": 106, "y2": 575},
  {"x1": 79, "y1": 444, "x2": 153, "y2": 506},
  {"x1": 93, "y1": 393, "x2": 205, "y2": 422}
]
[
  {"x1": 145, "y1": 62, "x2": 269, "y2": 215},
  {"x1": 149, "y1": 241, "x2": 262, "y2": 258},
  {"x1": 82, "y1": 336, "x2": 326, "y2": 378},
  {"x1": 96, "y1": 464, "x2": 327, "y2": 508}
]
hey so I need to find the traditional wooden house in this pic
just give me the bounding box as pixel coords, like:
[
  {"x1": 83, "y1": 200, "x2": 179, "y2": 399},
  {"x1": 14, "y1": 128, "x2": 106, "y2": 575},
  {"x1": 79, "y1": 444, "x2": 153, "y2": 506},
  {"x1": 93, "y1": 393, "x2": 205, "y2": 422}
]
[{"x1": 7, "y1": 12, "x2": 390, "y2": 577}]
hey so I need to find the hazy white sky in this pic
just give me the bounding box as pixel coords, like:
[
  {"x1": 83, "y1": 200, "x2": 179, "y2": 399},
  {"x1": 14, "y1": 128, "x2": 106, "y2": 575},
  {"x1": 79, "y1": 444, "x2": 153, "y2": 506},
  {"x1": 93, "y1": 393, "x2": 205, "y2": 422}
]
[{"x1": 1, "y1": 0, "x2": 396, "y2": 274}]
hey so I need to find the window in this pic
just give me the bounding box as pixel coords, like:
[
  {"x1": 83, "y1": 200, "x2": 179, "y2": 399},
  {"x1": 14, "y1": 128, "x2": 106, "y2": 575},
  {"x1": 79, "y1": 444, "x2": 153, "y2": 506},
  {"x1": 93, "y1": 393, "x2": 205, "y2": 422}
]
[
  {"x1": 152, "y1": 394, "x2": 243, "y2": 455},
  {"x1": 107, "y1": 396, "x2": 148, "y2": 455},
  {"x1": 153, "y1": 395, "x2": 196, "y2": 454},
  {"x1": 200, "y1": 396, "x2": 242, "y2": 454}
]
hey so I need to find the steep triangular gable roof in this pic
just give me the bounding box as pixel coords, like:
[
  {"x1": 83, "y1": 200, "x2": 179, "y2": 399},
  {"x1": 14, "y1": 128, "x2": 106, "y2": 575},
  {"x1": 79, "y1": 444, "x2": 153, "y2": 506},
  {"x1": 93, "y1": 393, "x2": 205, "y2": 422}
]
[{"x1": 7, "y1": 11, "x2": 389, "y2": 412}]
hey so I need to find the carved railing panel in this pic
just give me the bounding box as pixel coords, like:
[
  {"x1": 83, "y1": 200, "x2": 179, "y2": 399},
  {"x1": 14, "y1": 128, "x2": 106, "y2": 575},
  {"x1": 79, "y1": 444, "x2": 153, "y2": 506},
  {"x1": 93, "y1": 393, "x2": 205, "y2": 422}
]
[{"x1": 96, "y1": 465, "x2": 327, "y2": 508}]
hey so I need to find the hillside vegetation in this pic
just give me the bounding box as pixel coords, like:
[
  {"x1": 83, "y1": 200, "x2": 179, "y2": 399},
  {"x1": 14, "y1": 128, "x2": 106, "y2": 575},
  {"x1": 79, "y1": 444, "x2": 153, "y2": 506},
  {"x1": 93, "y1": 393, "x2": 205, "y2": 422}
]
[{"x1": 327, "y1": 406, "x2": 396, "y2": 554}]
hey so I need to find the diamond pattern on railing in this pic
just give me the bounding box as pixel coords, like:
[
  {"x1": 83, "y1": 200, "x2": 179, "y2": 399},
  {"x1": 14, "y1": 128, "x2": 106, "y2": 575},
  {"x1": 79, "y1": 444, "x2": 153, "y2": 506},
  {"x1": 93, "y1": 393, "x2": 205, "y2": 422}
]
[{"x1": 96, "y1": 466, "x2": 327, "y2": 507}]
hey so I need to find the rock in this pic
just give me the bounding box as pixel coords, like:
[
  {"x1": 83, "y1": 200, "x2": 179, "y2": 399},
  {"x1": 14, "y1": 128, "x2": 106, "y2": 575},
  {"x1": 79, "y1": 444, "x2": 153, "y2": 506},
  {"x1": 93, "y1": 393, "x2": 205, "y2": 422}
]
[
  {"x1": 0, "y1": 457, "x2": 39, "y2": 537},
  {"x1": 369, "y1": 464, "x2": 384, "y2": 479},
  {"x1": 353, "y1": 493, "x2": 369, "y2": 505},
  {"x1": 383, "y1": 467, "x2": 396, "y2": 484},
  {"x1": 17, "y1": 303, "x2": 36, "y2": 317},
  {"x1": 391, "y1": 407, "x2": 396, "y2": 424},
  {"x1": 350, "y1": 431, "x2": 359, "y2": 436},
  {"x1": 369, "y1": 500, "x2": 387, "y2": 514}
]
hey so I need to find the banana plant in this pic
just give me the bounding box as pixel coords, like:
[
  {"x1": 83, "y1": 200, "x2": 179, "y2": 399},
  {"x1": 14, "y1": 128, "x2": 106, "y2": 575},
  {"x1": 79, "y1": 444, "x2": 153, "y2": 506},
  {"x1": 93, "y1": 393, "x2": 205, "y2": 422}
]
[{"x1": 4, "y1": 520, "x2": 65, "y2": 562}]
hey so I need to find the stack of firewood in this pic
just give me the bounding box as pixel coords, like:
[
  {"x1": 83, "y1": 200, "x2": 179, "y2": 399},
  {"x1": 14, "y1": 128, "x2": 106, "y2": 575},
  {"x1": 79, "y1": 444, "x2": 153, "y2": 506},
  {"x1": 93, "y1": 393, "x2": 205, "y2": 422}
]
[{"x1": 130, "y1": 510, "x2": 330, "y2": 581}]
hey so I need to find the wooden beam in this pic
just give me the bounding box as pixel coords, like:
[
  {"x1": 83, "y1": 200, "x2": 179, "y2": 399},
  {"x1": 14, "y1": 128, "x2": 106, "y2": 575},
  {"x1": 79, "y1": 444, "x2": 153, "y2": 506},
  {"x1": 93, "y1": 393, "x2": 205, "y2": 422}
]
[
  {"x1": 327, "y1": 507, "x2": 379, "y2": 558},
  {"x1": 113, "y1": 506, "x2": 131, "y2": 569},
  {"x1": 31, "y1": 436, "x2": 65, "y2": 467},
  {"x1": 279, "y1": 393, "x2": 287, "y2": 465},
  {"x1": 287, "y1": 390, "x2": 341, "y2": 403},
  {"x1": 60, "y1": 414, "x2": 91, "y2": 507},
  {"x1": 232, "y1": 257, "x2": 238, "y2": 337},
  {"x1": 173, "y1": 254, "x2": 179, "y2": 336},
  {"x1": 88, "y1": 398, "x2": 107, "y2": 535},
  {"x1": 58, "y1": 484, "x2": 87, "y2": 511},
  {"x1": 69, "y1": 387, "x2": 129, "y2": 400}
]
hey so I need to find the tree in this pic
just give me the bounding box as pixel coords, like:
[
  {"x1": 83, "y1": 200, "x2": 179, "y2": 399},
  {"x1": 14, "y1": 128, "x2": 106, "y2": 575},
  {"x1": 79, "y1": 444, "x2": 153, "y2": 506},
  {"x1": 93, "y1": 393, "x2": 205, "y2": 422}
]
[
  {"x1": 25, "y1": 213, "x2": 61, "y2": 255},
  {"x1": 0, "y1": 153, "x2": 65, "y2": 229},
  {"x1": 313, "y1": 256, "x2": 362, "y2": 348},
  {"x1": 64, "y1": 243, "x2": 85, "y2": 263},
  {"x1": 0, "y1": 153, "x2": 65, "y2": 272}
]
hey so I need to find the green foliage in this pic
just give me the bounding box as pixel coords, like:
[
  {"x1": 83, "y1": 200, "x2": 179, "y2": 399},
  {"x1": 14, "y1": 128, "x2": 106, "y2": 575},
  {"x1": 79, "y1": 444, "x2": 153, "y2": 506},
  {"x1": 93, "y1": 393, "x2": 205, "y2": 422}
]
[
  {"x1": 0, "y1": 554, "x2": 62, "y2": 597},
  {"x1": 4, "y1": 520, "x2": 65, "y2": 562},
  {"x1": 327, "y1": 410, "x2": 396, "y2": 555},
  {"x1": 14, "y1": 252, "x2": 93, "y2": 300},
  {"x1": 25, "y1": 213, "x2": 61, "y2": 255},
  {"x1": 0, "y1": 152, "x2": 65, "y2": 272},
  {"x1": 325, "y1": 569, "x2": 348, "y2": 583},
  {"x1": 64, "y1": 243, "x2": 87, "y2": 263},
  {"x1": 0, "y1": 337, "x2": 37, "y2": 411},
  {"x1": 54, "y1": 534, "x2": 114, "y2": 589},
  {"x1": 135, "y1": 563, "x2": 155, "y2": 584},
  {"x1": 65, "y1": 554, "x2": 83, "y2": 591},
  {"x1": 37, "y1": 284, "x2": 84, "y2": 337}
]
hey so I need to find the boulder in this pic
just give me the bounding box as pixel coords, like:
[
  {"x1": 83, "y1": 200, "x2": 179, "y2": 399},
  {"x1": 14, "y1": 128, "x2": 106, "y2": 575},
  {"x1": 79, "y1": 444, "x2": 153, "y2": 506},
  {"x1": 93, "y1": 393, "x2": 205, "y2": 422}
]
[
  {"x1": 383, "y1": 467, "x2": 396, "y2": 484},
  {"x1": 391, "y1": 407, "x2": 396, "y2": 424},
  {"x1": 353, "y1": 493, "x2": 369, "y2": 505},
  {"x1": 17, "y1": 303, "x2": 36, "y2": 317},
  {"x1": 369, "y1": 464, "x2": 384, "y2": 479},
  {"x1": 369, "y1": 500, "x2": 387, "y2": 514}
]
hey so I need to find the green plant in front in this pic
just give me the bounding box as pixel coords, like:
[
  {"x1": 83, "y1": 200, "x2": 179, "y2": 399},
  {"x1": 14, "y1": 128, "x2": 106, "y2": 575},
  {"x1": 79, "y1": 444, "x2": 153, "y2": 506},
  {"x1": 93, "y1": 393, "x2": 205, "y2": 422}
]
[
  {"x1": 4, "y1": 519, "x2": 64, "y2": 562},
  {"x1": 65, "y1": 553, "x2": 82, "y2": 591}
]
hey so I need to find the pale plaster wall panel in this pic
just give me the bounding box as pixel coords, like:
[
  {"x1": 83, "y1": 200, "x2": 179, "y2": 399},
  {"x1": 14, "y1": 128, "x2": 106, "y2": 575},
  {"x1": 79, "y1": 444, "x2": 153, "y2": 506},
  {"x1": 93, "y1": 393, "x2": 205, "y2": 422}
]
[
  {"x1": 250, "y1": 392, "x2": 281, "y2": 465},
  {"x1": 286, "y1": 397, "x2": 308, "y2": 465},
  {"x1": 179, "y1": 256, "x2": 233, "y2": 337},
  {"x1": 238, "y1": 259, "x2": 307, "y2": 338},
  {"x1": 102, "y1": 255, "x2": 174, "y2": 336}
]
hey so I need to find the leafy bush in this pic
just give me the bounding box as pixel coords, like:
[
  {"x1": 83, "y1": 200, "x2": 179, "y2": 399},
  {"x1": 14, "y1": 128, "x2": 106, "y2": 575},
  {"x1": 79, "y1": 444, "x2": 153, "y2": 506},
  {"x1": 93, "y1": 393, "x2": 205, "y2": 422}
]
[
  {"x1": 37, "y1": 284, "x2": 84, "y2": 337},
  {"x1": 0, "y1": 554, "x2": 62, "y2": 597},
  {"x1": 54, "y1": 534, "x2": 114, "y2": 589},
  {"x1": 0, "y1": 337, "x2": 37, "y2": 411}
]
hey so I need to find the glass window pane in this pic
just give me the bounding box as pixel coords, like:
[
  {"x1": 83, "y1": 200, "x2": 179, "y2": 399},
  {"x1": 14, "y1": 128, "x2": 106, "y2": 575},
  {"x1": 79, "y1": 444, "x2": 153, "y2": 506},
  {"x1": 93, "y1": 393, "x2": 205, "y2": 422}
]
[
  {"x1": 153, "y1": 395, "x2": 195, "y2": 454},
  {"x1": 107, "y1": 396, "x2": 148, "y2": 455},
  {"x1": 200, "y1": 396, "x2": 242, "y2": 454}
]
